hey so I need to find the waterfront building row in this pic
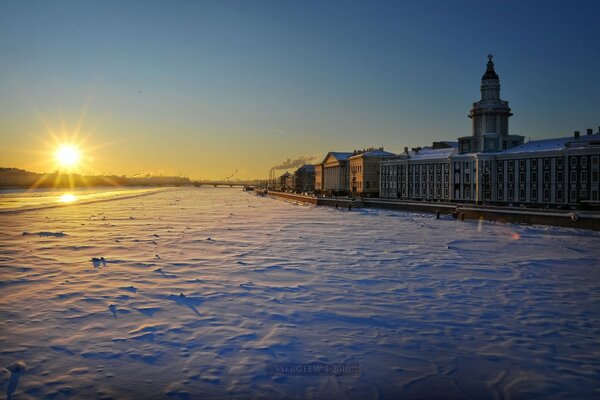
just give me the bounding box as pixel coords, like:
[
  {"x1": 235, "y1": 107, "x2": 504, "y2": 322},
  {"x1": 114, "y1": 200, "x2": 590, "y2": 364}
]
[
  {"x1": 379, "y1": 55, "x2": 600, "y2": 207},
  {"x1": 381, "y1": 133, "x2": 600, "y2": 206},
  {"x1": 289, "y1": 55, "x2": 600, "y2": 208}
]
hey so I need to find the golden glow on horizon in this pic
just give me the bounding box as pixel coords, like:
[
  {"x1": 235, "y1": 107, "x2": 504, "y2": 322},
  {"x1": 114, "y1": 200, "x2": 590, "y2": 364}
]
[
  {"x1": 55, "y1": 145, "x2": 81, "y2": 169},
  {"x1": 58, "y1": 193, "x2": 77, "y2": 203}
]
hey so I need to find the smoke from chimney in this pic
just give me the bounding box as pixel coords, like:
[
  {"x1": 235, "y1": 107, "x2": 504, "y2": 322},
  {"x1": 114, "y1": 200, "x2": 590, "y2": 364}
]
[{"x1": 272, "y1": 156, "x2": 317, "y2": 171}]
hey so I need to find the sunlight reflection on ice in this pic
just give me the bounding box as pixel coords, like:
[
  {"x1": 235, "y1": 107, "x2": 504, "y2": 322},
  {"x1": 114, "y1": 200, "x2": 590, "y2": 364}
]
[{"x1": 58, "y1": 193, "x2": 77, "y2": 203}]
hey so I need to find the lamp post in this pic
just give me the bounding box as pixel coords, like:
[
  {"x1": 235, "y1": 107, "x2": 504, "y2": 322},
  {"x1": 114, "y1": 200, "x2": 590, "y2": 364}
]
[{"x1": 482, "y1": 167, "x2": 490, "y2": 204}]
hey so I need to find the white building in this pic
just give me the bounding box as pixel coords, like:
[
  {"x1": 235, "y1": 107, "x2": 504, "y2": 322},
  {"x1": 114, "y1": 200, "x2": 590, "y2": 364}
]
[
  {"x1": 320, "y1": 152, "x2": 353, "y2": 195},
  {"x1": 380, "y1": 56, "x2": 600, "y2": 207}
]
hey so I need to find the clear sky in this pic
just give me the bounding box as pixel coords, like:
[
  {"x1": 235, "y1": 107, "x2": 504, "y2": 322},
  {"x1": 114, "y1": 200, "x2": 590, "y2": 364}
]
[{"x1": 1, "y1": 0, "x2": 599, "y2": 180}]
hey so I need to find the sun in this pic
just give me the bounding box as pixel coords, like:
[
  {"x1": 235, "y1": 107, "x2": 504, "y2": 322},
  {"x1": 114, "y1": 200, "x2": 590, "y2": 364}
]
[{"x1": 55, "y1": 145, "x2": 81, "y2": 169}]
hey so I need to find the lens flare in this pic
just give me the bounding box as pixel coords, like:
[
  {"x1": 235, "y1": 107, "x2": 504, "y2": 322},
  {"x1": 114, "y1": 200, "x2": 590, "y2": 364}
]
[{"x1": 55, "y1": 145, "x2": 81, "y2": 169}]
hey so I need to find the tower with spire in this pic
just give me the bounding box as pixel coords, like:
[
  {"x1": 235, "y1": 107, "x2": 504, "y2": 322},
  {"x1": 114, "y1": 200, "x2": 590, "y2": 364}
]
[{"x1": 459, "y1": 55, "x2": 523, "y2": 154}]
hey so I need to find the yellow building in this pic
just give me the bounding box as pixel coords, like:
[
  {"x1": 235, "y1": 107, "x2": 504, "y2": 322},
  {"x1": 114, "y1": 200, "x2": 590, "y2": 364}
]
[{"x1": 348, "y1": 148, "x2": 395, "y2": 197}]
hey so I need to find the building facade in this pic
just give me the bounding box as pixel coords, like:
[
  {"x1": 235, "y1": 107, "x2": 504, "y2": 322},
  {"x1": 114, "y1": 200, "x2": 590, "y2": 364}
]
[
  {"x1": 381, "y1": 143, "x2": 456, "y2": 201},
  {"x1": 380, "y1": 56, "x2": 600, "y2": 207},
  {"x1": 314, "y1": 164, "x2": 323, "y2": 194},
  {"x1": 320, "y1": 152, "x2": 353, "y2": 195},
  {"x1": 349, "y1": 148, "x2": 395, "y2": 197},
  {"x1": 294, "y1": 164, "x2": 315, "y2": 193}
]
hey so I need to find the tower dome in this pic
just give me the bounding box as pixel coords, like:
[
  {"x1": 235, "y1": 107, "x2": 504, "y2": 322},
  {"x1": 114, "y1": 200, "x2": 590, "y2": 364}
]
[{"x1": 482, "y1": 54, "x2": 499, "y2": 80}]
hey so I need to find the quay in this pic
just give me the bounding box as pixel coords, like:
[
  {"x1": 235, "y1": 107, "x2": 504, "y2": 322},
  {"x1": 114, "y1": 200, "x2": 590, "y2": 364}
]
[{"x1": 265, "y1": 191, "x2": 600, "y2": 231}]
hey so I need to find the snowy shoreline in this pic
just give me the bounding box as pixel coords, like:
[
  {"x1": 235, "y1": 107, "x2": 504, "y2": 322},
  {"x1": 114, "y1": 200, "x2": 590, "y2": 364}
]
[
  {"x1": 1, "y1": 187, "x2": 599, "y2": 399},
  {"x1": 267, "y1": 191, "x2": 600, "y2": 231}
]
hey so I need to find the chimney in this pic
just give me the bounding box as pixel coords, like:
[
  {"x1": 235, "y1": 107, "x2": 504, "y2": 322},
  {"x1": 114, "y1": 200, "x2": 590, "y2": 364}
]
[
  {"x1": 574, "y1": 130, "x2": 580, "y2": 138},
  {"x1": 404, "y1": 147, "x2": 408, "y2": 154},
  {"x1": 587, "y1": 128, "x2": 593, "y2": 135}
]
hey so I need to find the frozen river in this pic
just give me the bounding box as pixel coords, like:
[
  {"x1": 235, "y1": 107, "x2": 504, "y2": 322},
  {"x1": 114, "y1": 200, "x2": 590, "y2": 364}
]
[{"x1": 1, "y1": 187, "x2": 599, "y2": 399}]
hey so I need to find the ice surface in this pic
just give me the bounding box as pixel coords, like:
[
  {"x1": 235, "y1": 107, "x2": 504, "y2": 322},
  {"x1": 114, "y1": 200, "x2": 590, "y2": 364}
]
[{"x1": 0, "y1": 188, "x2": 599, "y2": 399}]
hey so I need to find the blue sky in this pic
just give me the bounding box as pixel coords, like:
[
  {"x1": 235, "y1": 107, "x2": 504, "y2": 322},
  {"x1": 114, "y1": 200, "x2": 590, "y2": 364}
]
[{"x1": 1, "y1": 0, "x2": 599, "y2": 178}]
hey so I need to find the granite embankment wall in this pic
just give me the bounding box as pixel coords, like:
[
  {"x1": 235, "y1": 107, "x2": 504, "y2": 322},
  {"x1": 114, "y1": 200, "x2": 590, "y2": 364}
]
[{"x1": 266, "y1": 191, "x2": 600, "y2": 231}]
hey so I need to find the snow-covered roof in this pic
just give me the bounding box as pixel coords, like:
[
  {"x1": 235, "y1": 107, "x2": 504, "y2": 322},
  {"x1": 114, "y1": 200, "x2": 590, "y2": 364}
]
[
  {"x1": 320, "y1": 151, "x2": 353, "y2": 165},
  {"x1": 500, "y1": 135, "x2": 600, "y2": 154},
  {"x1": 410, "y1": 147, "x2": 457, "y2": 161},
  {"x1": 349, "y1": 149, "x2": 396, "y2": 159},
  {"x1": 329, "y1": 152, "x2": 353, "y2": 160},
  {"x1": 295, "y1": 164, "x2": 315, "y2": 172}
]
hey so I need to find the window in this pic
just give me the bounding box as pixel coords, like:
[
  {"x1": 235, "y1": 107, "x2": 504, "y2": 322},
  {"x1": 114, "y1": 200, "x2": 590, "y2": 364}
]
[
  {"x1": 520, "y1": 160, "x2": 525, "y2": 169},
  {"x1": 593, "y1": 191, "x2": 598, "y2": 201},
  {"x1": 544, "y1": 158, "x2": 550, "y2": 168},
  {"x1": 498, "y1": 162, "x2": 504, "y2": 171},
  {"x1": 593, "y1": 170, "x2": 599, "y2": 182},
  {"x1": 570, "y1": 190, "x2": 576, "y2": 202},
  {"x1": 581, "y1": 171, "x2": 587, "y2": 182},
  {"x1": 557, "y1": 171, "x2": 563, "y2": 182},
  {"x1": 532, "y1": 172, "x2": 538, "y2": 182},
  {"x1": 593, "y1": 156, "x2": 599, "y2": 165},
  {"x1": 520, "y1": 172, "x2": 525, "y2": 183},
  {"x1": 571, "y1": 171, "x2": 577, "y2": 182},
  {"x1": 582, "y1": 156, "x2": 588, "y2": 167},
  {"x1": 532, "y1": 189, "x2": 537, "y2": 200},
  {"x1": 557, "y1": 158, "x2": 563, "y2": 168},
  {"x1": 509, "y1": 188, "x2": 514, "y2": 199},
  {"x1": 520, "y1": 189, "x2": 525, "y2": 200},
  {"x1": 581, "y1": 189, "x2": 587, "y2": 198},
  {"x1": 571, "y1": 157, "x2": 577, "y2": 167},
  {"x1": 509, "y1": 172, "x2": 514, "y2": 182},
  {"x1": 557, "y1": 189, "x2": 563, "y2": 201},
  {"x1": 498, "y1": 189, "x2": 504, "y2": 199},
  {"x1": 544, "y1": 189, "x2": 550, "y2": 202}
]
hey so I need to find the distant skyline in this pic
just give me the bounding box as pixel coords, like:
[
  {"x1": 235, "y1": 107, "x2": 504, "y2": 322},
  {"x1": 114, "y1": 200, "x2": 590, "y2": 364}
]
[{"x1": 1, "y1": 1, "x2": 599, "y2": 180}]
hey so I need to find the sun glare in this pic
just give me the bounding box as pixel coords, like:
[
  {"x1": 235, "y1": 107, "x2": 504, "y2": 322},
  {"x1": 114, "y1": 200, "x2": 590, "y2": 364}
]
[
  {"x1": 58, "y1": 193, "x2": 77, "y2": 203},
  {"x1": 55, "y1": 145, "x2": 81, "y2": 169}
]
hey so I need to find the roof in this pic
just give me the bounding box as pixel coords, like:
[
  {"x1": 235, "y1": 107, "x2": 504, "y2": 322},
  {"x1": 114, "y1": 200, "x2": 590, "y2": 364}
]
[
  {"x1": 410, "y1": 146, "x2": 457, "y2": 161},
  {"x1": 329, "y1": 152, "x2": 353, "y2": 160},
  {"x1": 295, "y1": 164, "x2": 315, "y2": 172},
  {"x1": 320, "y1": 152, "x2": 353, "y2": 164},
  {"x1": 482, "y1": 55, "x2": 499, "y2": 81},
  {"x1": 349, "y1": 149, "x2": 396, "y2": 159},
  {"x1": 500, "y1": 135, "x2": 600, "y2": 155}
]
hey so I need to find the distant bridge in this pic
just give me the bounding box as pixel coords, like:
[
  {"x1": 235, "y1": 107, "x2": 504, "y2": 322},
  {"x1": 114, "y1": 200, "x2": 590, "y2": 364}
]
[{"x1": 191, "y1": 180, "x2": 264, "y2": 188}]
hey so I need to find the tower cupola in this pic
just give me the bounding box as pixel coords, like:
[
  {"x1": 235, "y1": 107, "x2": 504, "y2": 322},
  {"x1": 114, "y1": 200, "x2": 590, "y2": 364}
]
[
  {"x1": 459, "y1": 55, "x2": 523, "y2": 154},
  {"x1": 480, "y1": 54, "x2": 501, "y2": 101},
  {"x1": 468, "y1": 54, "x2": 512, "y2": 137}
]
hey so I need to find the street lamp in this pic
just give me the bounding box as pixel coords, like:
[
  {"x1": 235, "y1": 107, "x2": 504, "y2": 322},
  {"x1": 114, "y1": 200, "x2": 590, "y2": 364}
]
[{"x1": 482, "y1": 167, "x2": 490, "y2": 204}]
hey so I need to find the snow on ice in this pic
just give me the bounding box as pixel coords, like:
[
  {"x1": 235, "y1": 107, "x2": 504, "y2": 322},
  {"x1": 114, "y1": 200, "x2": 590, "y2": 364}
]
[{"x1": 0, "y1": 187, "x2": 599, "y2": 399}]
